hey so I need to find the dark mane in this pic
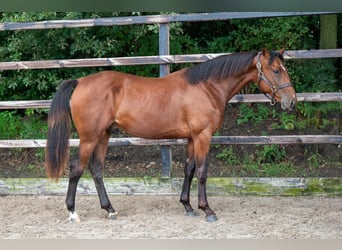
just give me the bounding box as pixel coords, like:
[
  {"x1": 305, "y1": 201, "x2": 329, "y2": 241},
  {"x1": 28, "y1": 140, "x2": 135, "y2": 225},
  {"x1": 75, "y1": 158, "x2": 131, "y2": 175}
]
[{"x1": 183, "y1": 51, "x2": 258, "y2": 84}]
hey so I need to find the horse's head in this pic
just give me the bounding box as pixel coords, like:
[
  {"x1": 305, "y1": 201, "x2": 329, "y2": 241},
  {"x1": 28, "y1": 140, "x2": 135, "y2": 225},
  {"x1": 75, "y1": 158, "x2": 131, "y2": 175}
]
[{"x1": 255, "y1": 48, "x2": 297, "y2": 111}]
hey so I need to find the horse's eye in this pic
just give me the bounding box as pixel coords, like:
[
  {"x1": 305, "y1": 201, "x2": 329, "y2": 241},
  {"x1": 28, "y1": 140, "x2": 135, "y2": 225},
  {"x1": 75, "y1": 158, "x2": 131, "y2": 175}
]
[{"x1": 273, "y1": 69, "x2": 280, "y2": 74}]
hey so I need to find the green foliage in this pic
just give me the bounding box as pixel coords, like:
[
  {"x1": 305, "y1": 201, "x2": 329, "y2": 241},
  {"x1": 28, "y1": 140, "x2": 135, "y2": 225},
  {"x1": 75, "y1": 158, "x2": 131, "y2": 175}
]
[
  {"x1": 19, "y1": 115, "x2": 48, "y2": 139},
  {"x1": 216, "y1": 146, "x2": 239, "y2": 166},
  {"x1": 261, "y1": 162, "x2": 295, "y2": 177},
  {"x1": 237, "y1": 103, "x2": 270, "y2": 125},
  {"x1": 256, "y1": 145, "x2": 286, "y2": 164},
  {"x1": 307, "y1": 154, "x2": 320, "y2": 171},
  {"x1": 243, "y1": 161, "x2": 294, "y2": 177},
  {"x1": 0, "y1": 111, "x2": 22, "y2": 139},
  {"x1": 289, "y1": 59, "x2": 337, "y2": 93},
  {"x1": 295, "y1": 101, "x2": 342, "y2": 129},
  {"x1": 200, "y1": 16, "x2": 315, "y2": 53},
  {"x1": 0, "y1": 110, "x2": 48, "y2": 139},
  {"x1": 215, "y1": 145, "x2": 294, "y2": 177},
  {"x1": 237, "y1": 104, "x2": 254, "y2": 125},
  {"x1": 239, "y1": 147, "x2": 294, "y2": 177},
  {"x1": 271, "y1": 112, "x2": 297, "y2": 130}
]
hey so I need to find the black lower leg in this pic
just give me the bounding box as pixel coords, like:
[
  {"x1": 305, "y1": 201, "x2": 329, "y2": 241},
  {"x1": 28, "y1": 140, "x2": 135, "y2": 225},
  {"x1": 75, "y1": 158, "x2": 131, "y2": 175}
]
[
  {"x1": 89, "y1": 155, "x2": 115, "y2": 215},
  {"x1": 180, "y1": 159, "x2": 196, "y2": 215},
  {"x1": 197, "y1": 158, "x2": 217, "y2": 222},
  {"x1": 65, "y1": 159, "x2": 83, "y2": 213}
]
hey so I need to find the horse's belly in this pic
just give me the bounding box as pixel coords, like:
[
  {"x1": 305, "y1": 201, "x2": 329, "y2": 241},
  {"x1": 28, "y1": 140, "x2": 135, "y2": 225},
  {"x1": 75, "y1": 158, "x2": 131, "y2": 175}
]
[{"x1": 115, "y1": 115, "x2": 189, "y2": 139}]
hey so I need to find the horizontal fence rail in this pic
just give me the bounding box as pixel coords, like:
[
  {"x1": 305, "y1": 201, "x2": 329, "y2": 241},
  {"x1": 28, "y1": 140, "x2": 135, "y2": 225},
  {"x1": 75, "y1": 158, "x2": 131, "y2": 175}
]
[
  {"x1": 0, "y1": 12, "x2": 327, "y2": 31},
  {"x1": 1, "y1": 93, "x2": 341, "y2": 109},
  {"x1": 0, "y1": 135, "x2": 341, "y2": 148},
  {"x1": 1, "y1": 49, "x2": 342, "y2": 71}
]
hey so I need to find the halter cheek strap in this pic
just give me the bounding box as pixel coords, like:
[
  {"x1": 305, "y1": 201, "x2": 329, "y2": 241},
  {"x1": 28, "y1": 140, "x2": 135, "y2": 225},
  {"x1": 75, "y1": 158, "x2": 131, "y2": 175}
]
[{"x1": 256, "y1": 52, "x2": 293, "y2": 105}]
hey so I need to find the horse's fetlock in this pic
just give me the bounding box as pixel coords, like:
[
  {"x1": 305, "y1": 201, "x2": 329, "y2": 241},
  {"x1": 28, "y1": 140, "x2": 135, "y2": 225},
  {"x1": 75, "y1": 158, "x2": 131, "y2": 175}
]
[{"x1": 198, "y1": 202, "x2": 209, "y2": 210}]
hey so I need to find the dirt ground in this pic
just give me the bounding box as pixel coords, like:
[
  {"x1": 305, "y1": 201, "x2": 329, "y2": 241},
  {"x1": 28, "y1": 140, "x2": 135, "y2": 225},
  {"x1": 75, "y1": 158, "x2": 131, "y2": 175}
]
[{"x1": 1, "y1": 194, "x2": 342, "y2": 239}]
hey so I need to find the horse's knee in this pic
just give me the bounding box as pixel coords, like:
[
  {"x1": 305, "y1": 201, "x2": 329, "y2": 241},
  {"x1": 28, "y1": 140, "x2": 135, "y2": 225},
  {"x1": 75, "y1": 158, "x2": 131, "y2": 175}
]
[
  {"x1": 197, "y1": 169, "x2": 207, "y2": 184},
  {"x1": 184, "y1": 160, "x2": 196, "y2": 176}
]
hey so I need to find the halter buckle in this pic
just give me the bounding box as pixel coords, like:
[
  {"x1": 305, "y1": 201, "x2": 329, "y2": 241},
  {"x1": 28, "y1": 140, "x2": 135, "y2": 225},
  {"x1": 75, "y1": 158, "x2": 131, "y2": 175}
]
[{"x1": 256, "y1": 62, "x2": 263, "y2": 78}]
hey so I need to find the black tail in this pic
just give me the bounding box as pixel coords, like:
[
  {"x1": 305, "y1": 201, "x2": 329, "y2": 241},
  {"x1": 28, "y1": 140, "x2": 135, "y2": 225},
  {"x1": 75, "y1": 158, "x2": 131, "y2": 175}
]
[{"x1": 45, "y1": 80, "x2": 78, "y2": 180}]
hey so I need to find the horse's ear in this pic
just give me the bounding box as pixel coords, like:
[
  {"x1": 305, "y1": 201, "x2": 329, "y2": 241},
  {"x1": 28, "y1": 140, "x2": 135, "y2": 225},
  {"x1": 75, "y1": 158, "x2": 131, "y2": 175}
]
[
  {"x1": 262, "y1": 48, "x2": 269, "y2": 56},
  {"x1": 279, "y1": 48, "x2": 285, "y2": 55}
]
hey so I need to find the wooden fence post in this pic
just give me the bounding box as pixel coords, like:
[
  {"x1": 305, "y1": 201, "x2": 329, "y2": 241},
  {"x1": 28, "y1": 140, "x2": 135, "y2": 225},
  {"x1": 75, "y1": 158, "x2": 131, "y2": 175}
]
[
  {"x1": 159, "y1": 23, "x2": 170, "y2": 76},
  {"x1": 159, "y1": 23, "x2": 172, "y2": 178}
]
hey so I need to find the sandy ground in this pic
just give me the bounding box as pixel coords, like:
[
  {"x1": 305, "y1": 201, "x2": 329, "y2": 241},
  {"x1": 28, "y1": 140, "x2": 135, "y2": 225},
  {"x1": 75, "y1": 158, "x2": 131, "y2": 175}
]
[{"x1": 1, "y1": 194, "x2": 342, "y2": 239}]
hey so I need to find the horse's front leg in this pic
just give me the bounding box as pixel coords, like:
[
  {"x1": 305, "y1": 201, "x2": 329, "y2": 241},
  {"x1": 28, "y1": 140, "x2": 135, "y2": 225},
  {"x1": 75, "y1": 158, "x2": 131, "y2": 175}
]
[
  {"x1": 196, "y1": 157, "x2": 217, "y2": 222},
  {"x1": 193, "y1": 133, "x2": 218, "y2": 222}
]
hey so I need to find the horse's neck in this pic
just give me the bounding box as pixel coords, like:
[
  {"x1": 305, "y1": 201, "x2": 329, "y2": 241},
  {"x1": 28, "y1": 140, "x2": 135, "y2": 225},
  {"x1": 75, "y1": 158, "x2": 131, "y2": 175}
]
[{"x1": 223, "y1": 71, "x2": 257, "y2": 101}]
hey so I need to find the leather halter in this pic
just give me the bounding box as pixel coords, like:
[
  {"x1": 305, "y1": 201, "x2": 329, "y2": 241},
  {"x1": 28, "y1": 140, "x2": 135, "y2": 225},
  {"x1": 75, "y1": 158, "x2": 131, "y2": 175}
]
[{"x1": 256, "y1": 52, "x2": 293, "y2": 105}]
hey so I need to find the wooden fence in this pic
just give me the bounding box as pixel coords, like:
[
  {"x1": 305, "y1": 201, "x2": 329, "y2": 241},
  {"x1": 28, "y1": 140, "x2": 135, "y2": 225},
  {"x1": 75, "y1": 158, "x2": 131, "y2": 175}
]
[{"x1": 0, "y1": 12, "x2": 341, "y2": 178}]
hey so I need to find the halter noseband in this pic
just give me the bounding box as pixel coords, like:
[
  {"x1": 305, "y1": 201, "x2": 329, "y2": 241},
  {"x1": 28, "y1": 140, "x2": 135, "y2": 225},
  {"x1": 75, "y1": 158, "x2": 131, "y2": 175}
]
[{"x1": 256, "y1": 52, "x2": 293, "y2": 105}]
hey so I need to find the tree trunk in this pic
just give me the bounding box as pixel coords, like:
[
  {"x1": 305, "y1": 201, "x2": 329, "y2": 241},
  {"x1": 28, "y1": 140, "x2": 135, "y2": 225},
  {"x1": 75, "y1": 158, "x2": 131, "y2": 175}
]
[
  {"x1": 319, "y1": 14, "x2": 340, "y2": 90},
  {"x1": 319, "y1": 14, "x2": 337, "y2": 49}
]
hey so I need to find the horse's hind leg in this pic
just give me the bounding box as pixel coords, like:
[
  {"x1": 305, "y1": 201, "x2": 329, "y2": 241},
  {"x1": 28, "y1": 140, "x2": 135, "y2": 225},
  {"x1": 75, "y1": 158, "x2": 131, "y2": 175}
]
[
  {"x1": 88, "y1": 129, "x2": 117, "y2": 219},
  {"x1": 66, "y1": 141, "x2": 96, "y2": 222}
]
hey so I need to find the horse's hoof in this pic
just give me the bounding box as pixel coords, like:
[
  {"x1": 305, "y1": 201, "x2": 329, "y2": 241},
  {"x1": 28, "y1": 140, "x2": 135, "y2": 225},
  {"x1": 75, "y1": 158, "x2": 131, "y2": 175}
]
[
  {"x1": 185, "y1": 211, "x2": 198, "y2": 217},
  {"x1": 107, "y1": 212, "x2": 118, "y2": 220},
  {"x1": 69, "y1": 211, "x2": 80, "y2": 223},
  {"x1": 205, "y1": 214, "x2": 218, "y2": 222}
]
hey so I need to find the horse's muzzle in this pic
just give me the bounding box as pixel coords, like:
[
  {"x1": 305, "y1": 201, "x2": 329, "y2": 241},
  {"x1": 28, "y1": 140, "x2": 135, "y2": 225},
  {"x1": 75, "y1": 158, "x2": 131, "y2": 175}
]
[{"x1": 281, "y1": 94, "x2": 297, "y2": 111}]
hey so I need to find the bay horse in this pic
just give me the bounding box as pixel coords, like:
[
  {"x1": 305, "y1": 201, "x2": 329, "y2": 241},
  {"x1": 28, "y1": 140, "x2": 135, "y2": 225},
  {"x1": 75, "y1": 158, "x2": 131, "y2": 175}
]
[{"x1": 45, "y1": 49, "x2": 296, "y2": 222}]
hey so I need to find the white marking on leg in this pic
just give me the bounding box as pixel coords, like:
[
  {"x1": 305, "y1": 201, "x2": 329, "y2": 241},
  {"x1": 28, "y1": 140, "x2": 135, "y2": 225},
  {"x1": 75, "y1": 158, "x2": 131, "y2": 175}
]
[
  {"x1": 69, "y1": 211, "x2": 80, "y2": 223},
  {"x1": 108, "y1": 211, "x2": 118, "y2": 220}
]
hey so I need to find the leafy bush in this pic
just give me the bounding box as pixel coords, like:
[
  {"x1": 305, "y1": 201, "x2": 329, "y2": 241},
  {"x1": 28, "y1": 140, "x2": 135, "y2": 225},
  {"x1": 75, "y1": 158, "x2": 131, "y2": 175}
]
[
  {"x1": 237, "y1": 103, "x2": 271, "y2": 125},
  {"x1": 0, "y1": 110, "x2": 47, "y2": 139},
  {"x1": 216, "y1": 146, "x2": 239, "y2": 166},
  {"x1": 203, "y1": 16, "x2": 315, "y2": 52},
  {"x1": 0, "y1": 111, "x2": 22, "y2": 139},
  {"x1": 256, "y1": 145, "x2": 286, "y2": 164}
]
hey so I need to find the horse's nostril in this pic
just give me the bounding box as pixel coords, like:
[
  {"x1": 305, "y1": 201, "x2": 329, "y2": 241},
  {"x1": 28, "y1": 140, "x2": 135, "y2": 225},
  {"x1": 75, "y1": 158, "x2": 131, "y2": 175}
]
[{"x1": 290, "y1": 99, "x2": 296, "y2": 110}]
